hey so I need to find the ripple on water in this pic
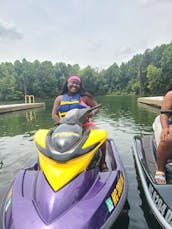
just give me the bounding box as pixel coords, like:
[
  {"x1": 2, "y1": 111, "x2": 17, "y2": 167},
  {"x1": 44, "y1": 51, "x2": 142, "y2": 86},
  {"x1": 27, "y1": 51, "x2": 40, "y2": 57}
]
[{"x1": 0, "y1": 134, "x2": 37, "y2": 197}]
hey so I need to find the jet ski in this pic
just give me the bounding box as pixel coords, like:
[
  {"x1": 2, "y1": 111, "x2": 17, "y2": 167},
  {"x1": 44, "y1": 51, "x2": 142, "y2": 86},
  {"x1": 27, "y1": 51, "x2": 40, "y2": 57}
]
[
  {"x1": 2, "y1": 105, "x2": 127, "y2": 229},
  {"x1": 133, "y1": 110, "x2": 172, "y2": 229}
]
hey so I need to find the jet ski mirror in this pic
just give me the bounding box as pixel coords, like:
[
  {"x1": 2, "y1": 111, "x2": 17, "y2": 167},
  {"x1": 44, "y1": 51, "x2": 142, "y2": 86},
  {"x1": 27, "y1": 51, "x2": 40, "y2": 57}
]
[{"x1": 59, "y1": 104, "x2": 102, "y2": 126}]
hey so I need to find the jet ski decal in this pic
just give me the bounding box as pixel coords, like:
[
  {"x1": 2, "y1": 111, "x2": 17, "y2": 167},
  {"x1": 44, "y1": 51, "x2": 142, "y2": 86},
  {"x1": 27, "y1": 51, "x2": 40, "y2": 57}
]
[
  {"x1": 111, "y1": 173, "x2": 124, "y2": 206},
  {"x1": 105, "y1": 197, "x2": 115, "y2": 213},
  {"x1": 105, "y1": 173, "x2": 124, "y2": 212},
  {"x1": 149, "y1": 183, "x2": 172, "y2": 226}
]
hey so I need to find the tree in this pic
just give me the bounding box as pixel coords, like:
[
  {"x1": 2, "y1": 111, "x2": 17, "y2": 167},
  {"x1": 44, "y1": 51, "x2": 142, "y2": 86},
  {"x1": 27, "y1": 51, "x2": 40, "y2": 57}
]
[
  {"x1": 54, "y1": 62, "x2": 70, "y2": 93},
  {"x1": 0, "y1": 62, "x2": 22, "y2": 100},
  {"x1": 161, "y1": 43, "x2": 172, "y2": 88},
  {"x1": 33, "y1": 61, "x2": 56, "y2": 98},
  {"x1": 103, "y1": 63, "x2": 120, "y2": 93},
  {"x1": 146, "y1": 65, "x2": 162, "y2": 95},
  {"x1": 79, "y1": 66, "x2": 98, "y2": 95}
]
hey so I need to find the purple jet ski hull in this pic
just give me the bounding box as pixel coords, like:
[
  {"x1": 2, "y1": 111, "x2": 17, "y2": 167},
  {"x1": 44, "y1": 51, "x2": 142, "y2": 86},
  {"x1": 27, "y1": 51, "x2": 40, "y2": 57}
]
[{"x1": 2, "y1": 139, "x2": 127, "y2": 229}]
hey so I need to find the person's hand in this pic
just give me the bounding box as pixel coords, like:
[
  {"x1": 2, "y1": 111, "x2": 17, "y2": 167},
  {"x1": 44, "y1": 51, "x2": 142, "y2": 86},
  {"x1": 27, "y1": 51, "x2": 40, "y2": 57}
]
[
  {"x1": 88, "y1": 110, "x2": 95, "y2": 118},
  {"x1": 160, "y1": 128, "x2": 169, "y2": 141},
  {"x1": 54, "y1": 120, "x2": 60, "y2": 126}
]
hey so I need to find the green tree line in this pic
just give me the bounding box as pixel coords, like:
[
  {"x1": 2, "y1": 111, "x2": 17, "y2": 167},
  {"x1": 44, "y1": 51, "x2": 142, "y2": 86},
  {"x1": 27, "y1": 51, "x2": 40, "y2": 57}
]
[{"x1": 0, "y1": 41, "x2": 172, "y2": 101}]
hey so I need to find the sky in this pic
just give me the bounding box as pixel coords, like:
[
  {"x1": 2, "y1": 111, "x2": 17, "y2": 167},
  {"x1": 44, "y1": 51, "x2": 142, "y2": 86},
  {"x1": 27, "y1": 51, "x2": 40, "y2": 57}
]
[{"x1": 0, "y1": 0, "x2": 172, "y2": 69}]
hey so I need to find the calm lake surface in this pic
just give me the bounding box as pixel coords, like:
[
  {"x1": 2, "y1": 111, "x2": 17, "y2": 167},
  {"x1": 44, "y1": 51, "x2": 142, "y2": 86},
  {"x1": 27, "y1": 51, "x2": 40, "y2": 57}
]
[{"x1": 0, "y1": 95, "x2": 162, "y2": 229}]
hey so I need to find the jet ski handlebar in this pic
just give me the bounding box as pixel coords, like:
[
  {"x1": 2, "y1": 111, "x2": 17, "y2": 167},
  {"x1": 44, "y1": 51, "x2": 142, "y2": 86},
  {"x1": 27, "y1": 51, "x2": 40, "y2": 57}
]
[
  {"x1": 160, "y1": 110, "x2": 172, "y2": 115},
  {"x1": 59, "y1": 104, "x2": 102, "y2": 125},
  {"x1": 87, "y1": 104, "x2": 102, "y2": 112}
]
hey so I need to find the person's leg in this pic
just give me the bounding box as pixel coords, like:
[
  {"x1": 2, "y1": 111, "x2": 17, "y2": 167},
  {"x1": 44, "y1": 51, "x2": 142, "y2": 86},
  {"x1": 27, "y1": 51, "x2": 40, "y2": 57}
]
[
  {"x1": 157, "y1": 140, "x2": 172, "y2": 171},
  {"x1": 156, "y1": 134, "x2": 172, "y2": 184}
]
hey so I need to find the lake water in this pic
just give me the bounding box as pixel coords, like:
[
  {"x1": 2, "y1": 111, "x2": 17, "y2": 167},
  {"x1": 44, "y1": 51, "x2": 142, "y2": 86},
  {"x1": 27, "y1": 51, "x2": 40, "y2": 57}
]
[{"x1": 0, "y1": 95, "x2": 162, "y2": 228}]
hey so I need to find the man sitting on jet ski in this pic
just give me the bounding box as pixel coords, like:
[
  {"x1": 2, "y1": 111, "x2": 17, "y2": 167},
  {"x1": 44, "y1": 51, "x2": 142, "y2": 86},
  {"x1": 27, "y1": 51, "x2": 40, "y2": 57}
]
[
  {"x1": 154, "y1": 82, "x2": 172, "y2": 184},
  {"x1": 52, "y1": 75, "x2": 108, "y2": 171}
]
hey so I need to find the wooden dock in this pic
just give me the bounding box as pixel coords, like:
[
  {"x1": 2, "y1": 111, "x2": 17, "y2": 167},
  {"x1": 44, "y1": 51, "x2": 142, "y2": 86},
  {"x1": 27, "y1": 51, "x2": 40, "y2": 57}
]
[
  {"x1": 137, "y1": 96, "x2": 163, "y2": 108},
  {"x1": 0, "y1": 103, "x2": 45, "y2": 114}
]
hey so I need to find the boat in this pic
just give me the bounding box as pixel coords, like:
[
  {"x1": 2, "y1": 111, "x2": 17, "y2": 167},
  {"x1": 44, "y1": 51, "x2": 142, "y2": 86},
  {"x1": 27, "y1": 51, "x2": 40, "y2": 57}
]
[
  {"x1": 2, "y1": 105, "x2": 127, "y2": 229},
  {"x1": 133, "y1": 110, "x2": 172, "y2": 229}
]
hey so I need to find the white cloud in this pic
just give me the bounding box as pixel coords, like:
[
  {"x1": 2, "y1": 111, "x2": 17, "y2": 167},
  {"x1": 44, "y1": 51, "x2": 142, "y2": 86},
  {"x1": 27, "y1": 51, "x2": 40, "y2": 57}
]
[
  {"x1": 0, "y1": 0, "x2": 171, "y2": 68},
  {"x1": 0, "y1": 18, "x2": 22, "y2": 40}
]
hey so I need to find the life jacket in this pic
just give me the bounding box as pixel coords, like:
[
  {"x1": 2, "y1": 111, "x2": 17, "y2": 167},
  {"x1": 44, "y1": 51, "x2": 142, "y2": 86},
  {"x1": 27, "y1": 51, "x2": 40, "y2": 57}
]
[{"x1": 57, "y1": 93, "x2": 87, "y2": 118}]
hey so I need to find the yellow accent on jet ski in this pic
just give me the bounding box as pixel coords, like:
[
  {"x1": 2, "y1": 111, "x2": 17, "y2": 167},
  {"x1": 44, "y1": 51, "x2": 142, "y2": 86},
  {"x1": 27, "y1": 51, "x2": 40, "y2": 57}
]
[
  {"x1": 35, "y1": 128, "x2": 107, "y2": 192},
  {"x1": 34, "y1": 129, "x2": 49, "y2": 149},
  {"x1": 82, "y1": 129, "x2": 108, "y2": 149},
  {"x1": 38, "y1": 144, "x2": 100, "y2": 192}
]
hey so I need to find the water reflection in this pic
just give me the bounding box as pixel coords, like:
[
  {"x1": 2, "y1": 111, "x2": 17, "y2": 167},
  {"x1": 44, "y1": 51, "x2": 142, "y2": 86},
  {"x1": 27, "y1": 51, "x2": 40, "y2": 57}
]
[
  {"x1": 96, "y1": 95, "x2": 160, "y2": 135},
  {"x1": 0, "y1": 135, "x2": 36, "y2": 210},
  {"x1": 0, "y1": 106, "x2": 52, "y2": 137},
  {"x1": 97, "y1": 95, "x2": 157, "y2": 124},
  {"x1": 25, "y1": 110, "x2": 37, "y2": 122},
  {"x1": 111, "y1": 201, "x2": 130, "y2": 228}
]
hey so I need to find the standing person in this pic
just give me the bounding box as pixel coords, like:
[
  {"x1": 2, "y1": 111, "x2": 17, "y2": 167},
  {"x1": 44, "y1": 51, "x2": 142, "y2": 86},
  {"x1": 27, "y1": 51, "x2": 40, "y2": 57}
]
[
  {"x1": 52, "y1": 75, "x2": 108, "y2": 171},
  {"x1": 154, "y1": 82, "x2": 172, "y2": 184}
]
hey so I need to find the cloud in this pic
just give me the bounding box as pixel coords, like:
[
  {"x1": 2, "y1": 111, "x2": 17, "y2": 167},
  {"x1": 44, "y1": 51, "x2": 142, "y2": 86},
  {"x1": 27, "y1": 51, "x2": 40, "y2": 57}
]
[
  {"x1": 0, "y1": 19, "x2": 22, "y2": 40},
  {"x1": 0, "y1": 1, "x2": 171, "y2": 67},
  {"x1": 140, "y1": 0, "x2": 172, "y2": 7}
]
